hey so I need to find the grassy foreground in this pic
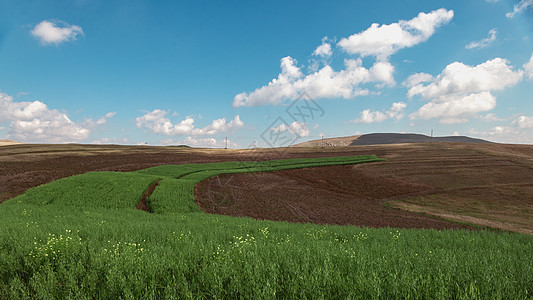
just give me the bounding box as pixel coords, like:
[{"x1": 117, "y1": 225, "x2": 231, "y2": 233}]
[{"x1": 1, "y1": 155, "x2": 532, "y2": 299}]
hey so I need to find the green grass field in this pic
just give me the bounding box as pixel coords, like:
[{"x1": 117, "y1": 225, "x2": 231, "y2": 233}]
[{"x1": 1, "y1": 155, "x2": 532, "y2": 299}]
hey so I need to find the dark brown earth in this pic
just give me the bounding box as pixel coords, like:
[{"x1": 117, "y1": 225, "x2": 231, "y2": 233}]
[
  {"x1": 2, "y1": 142, "x2": 533, "y2": 233},
  {"x1": 137, "y1": 180, "x2": 160, "y2": 212},
  {"x1": 194, "y1": 165, "x2": 472, "y2": 230}
]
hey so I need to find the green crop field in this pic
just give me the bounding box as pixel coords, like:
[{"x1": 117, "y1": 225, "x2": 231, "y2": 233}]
[{"x1": 1, "y1": 155, "x2": 532, "y2": 299}]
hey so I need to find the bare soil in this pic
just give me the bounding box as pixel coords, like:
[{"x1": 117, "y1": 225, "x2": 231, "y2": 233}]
[
  {"x1": 2, "y1": 142, "x2": 533, "y2": 233},
  {"x1": 137, "y1": 180, "x2": 160, "y2": 212},
  {"x1": 194, "y1": 165, "x2": 472, "y2": 229}
]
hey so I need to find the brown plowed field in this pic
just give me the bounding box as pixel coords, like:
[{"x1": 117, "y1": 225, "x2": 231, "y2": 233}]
[
  {"x1": 194, "y1": 165, "x2": 471, "y2": 229},
  {"x1": 1, "y1": 142, "x2": 533, "y2": 233}
]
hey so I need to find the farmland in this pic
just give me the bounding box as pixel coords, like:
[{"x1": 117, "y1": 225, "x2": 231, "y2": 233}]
[{"x1": 1, "y1": 143, "x2": 533, "y2": 298}]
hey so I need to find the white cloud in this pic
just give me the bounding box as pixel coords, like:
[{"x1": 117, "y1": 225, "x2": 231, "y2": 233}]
[
  {"x1": 0, "y1": 91, "x2": 90, "y2": 142},
  {"x1": 31, "y1": 20, "x2": 83, "y2": 46},
  {"x1": 506, "y1": 0, "x2": 533, "y2": 18},
  {"x1": 482, "y1": 113, "x2": 505, "y2": 122},
  {"x1": 233, "y1": 57, "x2": 394, "y2": 107},
  {"x1": 271, "y1": 121, "x2": 310, "y2": 137},
  {"x1": 408, "y1": 58, "x2": 524, "y2": 99},
  {"x1": 465, "y1": 28, "x2": 497, "y2": 49},
  {"x1": 524, "y1": 53, "x2": 533, "y2": 79},
  {"x1": 352, "y1": 102, "x2": 407, "y2": 124},
  {"x1": 136, "y1": 109, "x2": 244, "y2": 136},
  {"x1": 513, "y1": 115, "x2": 533, "y2": 128},
  {"x1": 191, "y1": 116, "x2": 243, "y2": 135},
  {"x1": 408, "y1": 57, "x2": 527, "y2": 123},
  {"x1": 410, "y1": 92, "x2": 496, "y2": 124},
  {"x1": 337, "y1": 8, "x2": 453, "y2": 60},
  {"x1": 158, "y1": 137, "x2": 238, "y2": 148},
  {"x1": 313, "y1": 39, "x2": 332, "y2": 58},
  {"x1": 84, "y1": 111, "x2": 116, "y2": 127},
  {"x1": 469, "y1": 115, "x2": 533, "y2": 144},
  {"x1": 403, "y1": 72, "x2": 433, "y2": 87},
  {"x1": 91, "y1": 137, "x2": 128, "y2": 144}
]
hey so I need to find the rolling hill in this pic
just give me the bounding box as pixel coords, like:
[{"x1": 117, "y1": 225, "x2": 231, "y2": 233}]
[
  {"x1": 293, "y1": 133, "x2": 492, "y2": 147},
  {"x1": 0, "y1": 139, "x2": 24, "y2": 146}
]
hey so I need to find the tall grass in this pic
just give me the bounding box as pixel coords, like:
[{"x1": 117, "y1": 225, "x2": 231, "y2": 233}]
[{"x1": 1, "y1": 155, "x2": 532, "y2": 299}]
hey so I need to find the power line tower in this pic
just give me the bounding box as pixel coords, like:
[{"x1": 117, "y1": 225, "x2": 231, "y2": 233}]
[{"x1": 225, "y1": 136, "x2": 228, "y2": 149}]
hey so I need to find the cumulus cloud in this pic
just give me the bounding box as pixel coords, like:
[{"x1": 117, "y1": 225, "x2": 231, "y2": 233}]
[
  {"x1": 465, "y1": 28, "x2": 497, "y2": 49},
  {"x1": 410, "y1": 92, "x2": 496, "y2": 124},
  {"x1": 271, "y1": 121, "x2": 310, "y2": 137},
  {"x1": 337, "y1": 8, "x2": 453, "y2": 60},
  {"x1": 352, "y1": 102, "x2": 407, "y2": 124},
  {"x1": 0, "y1": 91, "x2": 90, "y2": 142},
  {"x1": 233, "y1": 57, "x2": 394, "y2": 107},
  {"x1": 469, "y1": 115, "x2": 533, "y2": 144},
  {"x1": 408, "y1": 57, "x2": 527, "y2": 123},
  {"x1": 513, "y1": 115, "x2": 533, "y2": 128},
  {"x1": 84, "y1": 112, "x2": 116, "y2": 127},
  {"x1": 313, "y1": 38, "x2": 332, "y2": 58},
  {"x1": 31, "y1": 20, "x2": 83, "y2": 46},
  {"x1": 402, "y1": 72, "x2": 433, "y2": 87},
  {"x1": 506, "y1": 0, "x2": 533, "y2": 18},
  {"x1": 159, "y1": 137, "x2": 238, "y2": 148},
  {"x1": 524, "y1": 53, "x2": 533, "y2": 79},
  {"x1": 91, "y1": 137, "x2": 128, "y2": 144},
  {"x1": 136, "y1": 109, "x2": 244, "y2": 136},
  {"x1": 408, "y1": 58, "x2": 524, "y2": 99},
  {"x1": 482, "y1": 113, "x2": 505, "y2": 122}
]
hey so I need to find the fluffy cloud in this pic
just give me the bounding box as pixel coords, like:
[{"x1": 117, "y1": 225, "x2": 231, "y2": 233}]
[
  {"x1": 402, "y1": 72, "x2": 433, "y2": 87},
  {"x1": 408, "y1": 57, "x2": 527, "y2": 123},
  {"x1": 91, "y1": 137, "x2": 128, "y2": 144},
  {"x1": 513, "y1": 115, "x2": 533, "y2": 128},
  {"x1": 410, "y1": 92, "x2": 496, "y2": 124},
  {"x1": 337, "y1": 8, "x2": 453, "y2": 60},
  {"x1": 233, "y1": 57, "x2": 394, "y2": 107},
  {"x1": 0, "y1": 91, "x2": 91, "y2": 142},
  {"x1": 84, "y1": 112, "x2": 116, "y2": 127},
  {"x1": 191, "y1": 115, "x2": 244, "y2": 135},
  {"x1": 271, "y1": 121, "x2": 310, "y2": 137},
  {"x1": 469, "y1": 115, "x2": 533, "y2": 144},
  {"x1": 506, "y1": 0, "x2": 533, "y2": 18},
  {"x1": 524, "y1": 54, "x2": 533, "y2": 79},
  {"x1": 482, "y1": 113, "x2": 505, "y2": 122},
  {"x1": 313, "y1": 39, "x2": 332, "y2": 58},
  {"x1": 31, "y1": 20, "x2": 83, "y2": 46},
  {"x1": 408, "y1": 58, "x2": 524, "y2": 99},
  {"x1": 352, "y1": 102, "x2": 406, "y2": 124},
  {"x1": 465, "y1": 28, "x2": 497, "y2": 49},
  {"x1": 158, "y1": 137, "x2": 238, "y2": 148},
  {"x1": 136, "y1": 109, "x2": 244, "y2": 136}
]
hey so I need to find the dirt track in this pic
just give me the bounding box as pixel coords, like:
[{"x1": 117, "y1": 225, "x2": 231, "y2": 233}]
[{"x1": 1, "y1": 142, "x2": 533, "y2": 233}]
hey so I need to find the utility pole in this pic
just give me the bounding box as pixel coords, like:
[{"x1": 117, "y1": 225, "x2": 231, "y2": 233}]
[
  {"x1": 225, "y1": 137, "x2": 228, "y2": 149},
  {"x1": 321, "y1": 134, "x2": 324, "y2": 147}
]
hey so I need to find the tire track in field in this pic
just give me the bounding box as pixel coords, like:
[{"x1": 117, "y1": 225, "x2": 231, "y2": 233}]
[{"x1": 136, "y1": 180, "x2": 160, "y2": 212}]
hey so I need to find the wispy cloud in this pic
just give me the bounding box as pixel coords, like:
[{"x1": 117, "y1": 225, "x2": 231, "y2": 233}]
[
  {"x1": 465, "y1": 28, "x2": 497, "y2": 49},
  {"x1": 506, "y1": 0, "x2": 533, "y2": 18}
]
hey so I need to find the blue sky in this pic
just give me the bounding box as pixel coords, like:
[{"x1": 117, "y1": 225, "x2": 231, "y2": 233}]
[{"x1": 1, "y1": 0, "x2": 532, "y2": 147}]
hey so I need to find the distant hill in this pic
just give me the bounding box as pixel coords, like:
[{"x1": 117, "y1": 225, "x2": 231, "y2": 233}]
[
  {"x1": 0, "y1": 139, "x2": 24, "y2": 146},
  {"x1": 293, "y1": 133, "x2": 492, "y2": 147}
]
